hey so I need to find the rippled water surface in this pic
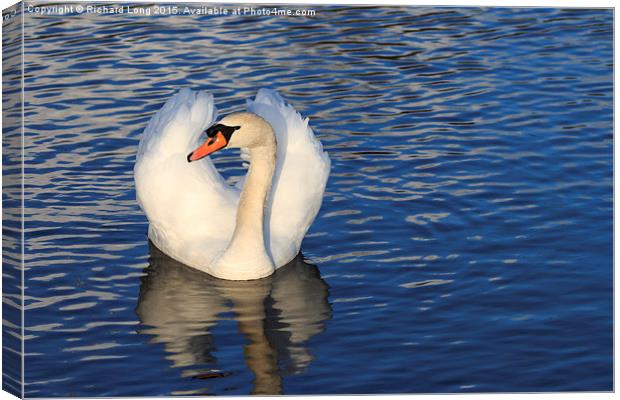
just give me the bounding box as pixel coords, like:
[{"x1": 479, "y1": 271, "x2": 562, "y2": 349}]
[{"x1": 8, "y1": 3, "x2": 614, "y2": 396}]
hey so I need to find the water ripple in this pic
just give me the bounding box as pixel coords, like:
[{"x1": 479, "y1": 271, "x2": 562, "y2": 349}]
[{"x1": 12, "y1": 4, "x2": 612, "y2": 396}]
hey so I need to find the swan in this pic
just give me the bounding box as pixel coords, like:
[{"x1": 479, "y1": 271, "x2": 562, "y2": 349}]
[{"x1": 134, "y1": 88, "x2": 330, "y2": 280}]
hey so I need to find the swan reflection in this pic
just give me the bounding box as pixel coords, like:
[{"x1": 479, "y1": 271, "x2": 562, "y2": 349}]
[{"x1": 135, "y1": 243, "x2": 331, "y2": 394}]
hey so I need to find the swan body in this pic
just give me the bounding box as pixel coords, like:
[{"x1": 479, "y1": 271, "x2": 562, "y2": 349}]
[{"x1": 134, "y1": 89, "x2": 330, "y2": 280}]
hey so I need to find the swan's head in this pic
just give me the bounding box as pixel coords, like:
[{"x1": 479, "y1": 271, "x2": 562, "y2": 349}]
[{"x1": 187, "y1": 112, "x2": 275, "y2": 162}]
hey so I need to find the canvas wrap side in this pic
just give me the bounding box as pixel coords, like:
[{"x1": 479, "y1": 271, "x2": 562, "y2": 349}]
[{"x1": 2, "y1": 2, "x2": 24, "y2": 398}]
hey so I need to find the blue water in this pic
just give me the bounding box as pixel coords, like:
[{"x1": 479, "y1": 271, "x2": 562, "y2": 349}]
[{"x1": 9, "y1": 4, "x2": 614, "y2": 396}]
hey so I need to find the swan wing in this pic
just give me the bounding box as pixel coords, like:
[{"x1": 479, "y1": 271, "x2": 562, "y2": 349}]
[
  {"x1": 134, "y1": 89, "x2": 238, "y2": 270},
  {"x1": 247, "y1": 89, "x2": 331, "y2": 266}
]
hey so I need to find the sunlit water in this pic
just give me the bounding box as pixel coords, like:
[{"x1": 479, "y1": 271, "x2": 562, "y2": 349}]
[{"x1": 5, "y1": 4, "x2": 613, "y2": 396}]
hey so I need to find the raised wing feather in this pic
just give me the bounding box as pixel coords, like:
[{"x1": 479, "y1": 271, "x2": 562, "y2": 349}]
[
  {"x1": 134, "y1": 89, "x2": 238, "y2": 268},
  {"x1": 247, "y1": 89, "x2": 331, "y2": 266}
]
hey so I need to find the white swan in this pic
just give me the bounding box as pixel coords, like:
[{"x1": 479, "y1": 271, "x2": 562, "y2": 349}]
[{"x1": 134, "y1": 89, "x2": 330, "y2": 280}]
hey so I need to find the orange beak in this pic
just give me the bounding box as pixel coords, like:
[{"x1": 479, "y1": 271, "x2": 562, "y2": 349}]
[{"x1": 187, "y1": 132, "x2": 228, "y2": 162}]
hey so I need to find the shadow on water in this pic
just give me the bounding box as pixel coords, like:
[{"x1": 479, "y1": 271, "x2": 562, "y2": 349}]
[{"x1": 135, "y1": 242, "x2": 332, "y2": 395}]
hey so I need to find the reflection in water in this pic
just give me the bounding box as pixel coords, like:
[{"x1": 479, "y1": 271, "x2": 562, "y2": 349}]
[{"x1": 135, "y1": 243, "x2": 331, "y2": 395}]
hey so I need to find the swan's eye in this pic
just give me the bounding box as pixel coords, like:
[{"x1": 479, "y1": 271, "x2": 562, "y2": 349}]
[
  {"x1": 205, "y1": 126, "x2": 218, "y2": 138},
  {"x1": 205, "y1": 124, "x2": 241, "y2": 141}
]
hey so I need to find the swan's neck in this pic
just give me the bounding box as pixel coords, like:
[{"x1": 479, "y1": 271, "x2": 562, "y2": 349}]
[
  {"x1": 234, "y1": 146, "x2": 275, "y2": 246},
  {"x1": 214, "y1": 144, "x2": 276, "y2": 279}
]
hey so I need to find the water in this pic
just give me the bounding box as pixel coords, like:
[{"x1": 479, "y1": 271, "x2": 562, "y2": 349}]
[{"x1": 5, "y1": 4, "x2": 613, "y2": 396}]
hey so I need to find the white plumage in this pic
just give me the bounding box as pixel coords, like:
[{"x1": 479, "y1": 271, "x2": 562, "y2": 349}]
[{"x1": 134, "y1": 89, "x2": 330, "y2": 280}]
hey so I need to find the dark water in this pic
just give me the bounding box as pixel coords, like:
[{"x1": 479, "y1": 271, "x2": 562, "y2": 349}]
[{"x1": 8, "y1": 3, "x2": 614, "y2": 396}]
